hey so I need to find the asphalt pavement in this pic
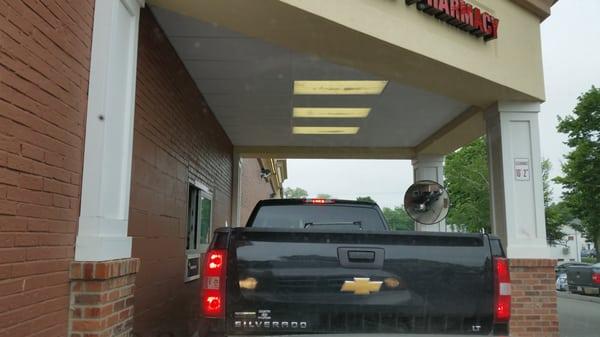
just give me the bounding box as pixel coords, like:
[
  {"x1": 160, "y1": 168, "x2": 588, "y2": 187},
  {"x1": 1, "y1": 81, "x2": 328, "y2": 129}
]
[{"x1": 558, "y1": 293, "x2": 600, "y2": 337}]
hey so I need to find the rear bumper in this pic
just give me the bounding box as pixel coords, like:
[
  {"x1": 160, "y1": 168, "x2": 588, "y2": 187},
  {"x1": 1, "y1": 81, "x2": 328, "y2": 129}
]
[
  {"x1": 207, "y1": 334, "x2": 506, "y2": 337},
  {"x1": 201, "y1": 319, "x2": 509, "y2": 337}
]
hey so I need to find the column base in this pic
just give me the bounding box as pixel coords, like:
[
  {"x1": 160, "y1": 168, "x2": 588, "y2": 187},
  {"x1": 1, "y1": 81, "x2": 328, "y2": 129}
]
[
  {"x1": 69, "y1": 258, "x2": 140, "y2": 337},
  {"x1": 509, "y1": 258, "x2": 559, "y2": 337}
]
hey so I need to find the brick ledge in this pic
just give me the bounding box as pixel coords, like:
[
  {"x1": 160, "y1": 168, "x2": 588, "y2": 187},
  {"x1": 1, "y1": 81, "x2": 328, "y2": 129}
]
[{"x1": 70, "y1": 258, "x2": 140, "y2": 280}]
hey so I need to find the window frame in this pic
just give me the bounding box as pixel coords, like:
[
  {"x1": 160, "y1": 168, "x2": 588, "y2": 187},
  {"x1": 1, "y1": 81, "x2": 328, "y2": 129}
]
[
  {"x1": 184, "y1": 180, "x2": 213, "y2": 282},
  {"x1": 186, "y1": 180, "x2": 213, "y2": 254}
]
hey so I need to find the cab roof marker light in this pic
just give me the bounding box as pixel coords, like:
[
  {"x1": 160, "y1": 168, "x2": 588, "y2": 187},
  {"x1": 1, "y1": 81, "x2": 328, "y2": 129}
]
[{"x1": 304, "y1": 199, "x2": 335, "y2": 204}]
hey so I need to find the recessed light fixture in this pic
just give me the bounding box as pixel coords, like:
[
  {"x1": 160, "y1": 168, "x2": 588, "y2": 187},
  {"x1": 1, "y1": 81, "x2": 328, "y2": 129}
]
[
  {"x1": 293, "y1": 107, "x2": 371, "y2": 118},
  {"x1": 292, "y1": 126, "x2": 360, "y2": 135},
  {"x1": 293, "y1": 80, "x2": 388, "y2": 95}
]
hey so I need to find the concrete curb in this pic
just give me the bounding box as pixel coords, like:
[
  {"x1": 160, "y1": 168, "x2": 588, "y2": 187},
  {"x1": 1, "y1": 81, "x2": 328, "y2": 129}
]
[{"x1": 556, "y1": 291, "x2": 600, "y2": 304}]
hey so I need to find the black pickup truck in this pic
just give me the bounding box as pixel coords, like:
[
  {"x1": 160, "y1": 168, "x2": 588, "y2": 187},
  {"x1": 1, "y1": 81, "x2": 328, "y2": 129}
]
[
  {"x1": 200, "y1": 199, "x2": 511, "y2": 336},
  {"x1": 567, "y1": 263, "x2": 600, "y2": 295}
]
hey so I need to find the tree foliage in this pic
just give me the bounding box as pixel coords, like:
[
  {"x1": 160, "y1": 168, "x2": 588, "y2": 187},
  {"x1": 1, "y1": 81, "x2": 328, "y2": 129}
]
[
  {"x1": 383, "y1": 207, "x2": 414, "y2": 231},
  {"x1": 356, "y1": 196, "x2": 376, "y2": 203},
  {"x1": 542, "y1": 160, "x2": 568, "y2": 244},
  {"x1": 444, "y1": 138, "x2": 565, "y2": 241},
  {"x1": 354, "y1": 196, "x2": 412, "y2": 231},
  {"x1": 444, "y1": 137, "x2": 490, "y2": 233},
  {"x1": 316, "y1": 193, "x2": 332, "y2": 199},
  {"x1": 555, "y1": 86, "x2": 600, "y2": 261},
  {"x1": 284, "y1": 187, "x2": 308, "y2": 199}
]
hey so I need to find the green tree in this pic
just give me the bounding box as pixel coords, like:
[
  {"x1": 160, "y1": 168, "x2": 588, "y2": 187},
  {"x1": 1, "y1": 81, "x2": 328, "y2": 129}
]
[
  {"x1": 316, "y1": 193, "x2": 332, "y2": 199},
  {"x1": 356, "y1": 196, "x2": 376, "y2": 203},
  {"x1": 555, "y1": 86, "x2": 600, "y2": 261},
  {"x1": 444, "y1": 137, "x2": 490, "y2": 233},
  {"x1": 284, "y1": 187, "x2": 308, "y2": 199},
  {"x1": 542, "y1": 159, "x2": 568, "y2": 244},
  {"x1": 444, "y1": 138, "x2": 562, "y2": 240},
  {"x1": 383, "y1": 207, "x2": 414, "y2": 231}
]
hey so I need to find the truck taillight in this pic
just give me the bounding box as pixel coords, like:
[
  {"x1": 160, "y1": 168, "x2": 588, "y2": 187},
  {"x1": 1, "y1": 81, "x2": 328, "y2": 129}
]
[
  {"x1": 201, "y1": 249, "x2": 227, "y2": 318},
  {"x1": 493, "y1": 257, "x2": 511, "y2": 322},
  {"x1": 593, "y1": 273, "x2": 600, "y2": 285}
]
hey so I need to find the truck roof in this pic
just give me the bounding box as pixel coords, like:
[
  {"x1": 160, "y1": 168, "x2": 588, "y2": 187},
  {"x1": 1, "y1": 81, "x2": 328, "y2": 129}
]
[{"x1": 256, "y1": 198, "x2": 378, "y2": 206}]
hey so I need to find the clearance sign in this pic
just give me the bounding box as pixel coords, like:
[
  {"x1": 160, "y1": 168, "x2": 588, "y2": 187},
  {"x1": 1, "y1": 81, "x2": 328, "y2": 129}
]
[{"x1": 406, "y1": 0, "x2": 500, "y2": 41}]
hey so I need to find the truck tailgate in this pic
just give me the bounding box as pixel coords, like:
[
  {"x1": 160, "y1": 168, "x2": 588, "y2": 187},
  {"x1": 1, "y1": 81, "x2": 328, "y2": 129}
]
[
  {"x1": 567, "y1": 265, "x2": 594, "y2": 287},
  {"x1": 227, "y1": 228, "x2": 494, "y2": 335}
]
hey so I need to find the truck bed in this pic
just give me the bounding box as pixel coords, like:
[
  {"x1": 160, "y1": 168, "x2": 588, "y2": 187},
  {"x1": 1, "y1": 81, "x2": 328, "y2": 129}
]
[{"x1": 223, "y1": 228, "x2": 497, "y2": 335}]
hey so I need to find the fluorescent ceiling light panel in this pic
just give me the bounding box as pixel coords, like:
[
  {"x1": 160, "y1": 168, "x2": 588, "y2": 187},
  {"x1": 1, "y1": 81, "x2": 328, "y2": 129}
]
[
  {"x1": 293, "y1": 80, "x2": 388, "y2": 95},
  {"x1": 293, "y1": 107, "x2": 371, "y2": 118},
  {"x1": 292, "y1": 126, "x2": 360, "y2": 135}
]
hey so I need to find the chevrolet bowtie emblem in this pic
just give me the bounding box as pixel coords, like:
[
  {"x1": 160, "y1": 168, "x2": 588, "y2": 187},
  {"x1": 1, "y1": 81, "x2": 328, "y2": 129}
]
[{"x1": 340, "y1": 277, "x2": 383, "y2": 295}]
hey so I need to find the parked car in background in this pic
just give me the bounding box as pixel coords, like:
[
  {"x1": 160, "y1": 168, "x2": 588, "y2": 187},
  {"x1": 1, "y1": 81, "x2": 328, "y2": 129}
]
[
  {"x1": 567, "y1": 263, "x2": 600, "y2": 296},
  {"x1": 580, "y1": 249, "x2": 594, "y2": 258},
  {"x1": 555, "y1": 262, "x2": 589, "y2": 277},
  {"x1": 556, "y1": 273, "x2": 568, "y2": 291},
  {"x1": 554, "y1": 262, "x2": 590, "y2": 277}
]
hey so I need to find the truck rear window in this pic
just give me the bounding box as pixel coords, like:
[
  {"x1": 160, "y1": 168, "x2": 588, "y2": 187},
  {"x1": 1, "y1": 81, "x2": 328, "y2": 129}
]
[{"x1": 249, "y1": 205, "x2": 386, "y2": 231}]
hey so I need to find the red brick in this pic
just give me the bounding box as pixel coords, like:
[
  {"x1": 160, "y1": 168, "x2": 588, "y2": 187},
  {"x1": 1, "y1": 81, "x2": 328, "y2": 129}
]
[
  {"x1": 26, "y1": 246, "x2": 69, "y2": 260},
  {"x1": 0, "y1": 199, "x2": 18, "y2": 215},
  {"x1": 11, "y1": 260, "x2": 69, "y2": 278},
  {"x1": 74, "y1": 294, "x2": 101, "y2": 306},
  {"x1": 45, "y1": 151, "x2": 64, "y2": 167},
  {"x1": 20, "y1": 143, "x2": 44, "y2": 162},
  {"x1": 0, "y1": 216, "x2": 28, "y2": 231},
  {"x1": 0, "y1": 168, "x2": 19, "y2": 186},
  {"x1": 6, "y1": 187, "x2": 52, "y2": 206},
  {"x1": 0, "y1": 265, "x2": 12, "y2": 280},
  {"x1": 0, "y1": 279, "x2": 24, "y2": 296},
  {"x1": 17, "y1": 173, "x2": 43, "y2": 190},
  {"x1": 23, "y1": 272, "x2": 69, "y2": 291},
  {"x1": 83, "y1": 263, "x2": 94, "y2": 279},
  {"x1": 83, "y1": 305, "x2": 112, "y2": 319},
  {"x1": 14, "y1": 233, "x2": 38, "y2": 247},
  {"x1": 0, "y1": 248, "x2": 27, "y2": 264},
  {"x1": 0, "y1": 234, "x2": 15, "y2": 248},
  {"x1": 70, "y1": 262, "x2": 82, "y2": 279},
  {"x1": 52, "y1": 194, "x2": 70, "y2": 208},
  {"x1": 71, "y1": 319, "x2": 104, "y2": 332}
]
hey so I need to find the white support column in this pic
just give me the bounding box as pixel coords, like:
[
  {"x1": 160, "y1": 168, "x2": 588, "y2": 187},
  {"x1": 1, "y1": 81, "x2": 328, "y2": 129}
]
[
  {"x1": 486, "y1": 101, "x2": 550, "y2": 258},
  {"x1": 412, "y1": 154, "x2": 446, "y2": 232},
  {"x1": 231, "y1": 151, "x2": 242, "y2": 227},
  {"x1": 75, "y1": 0, "x2": 145, "y2": 261}
]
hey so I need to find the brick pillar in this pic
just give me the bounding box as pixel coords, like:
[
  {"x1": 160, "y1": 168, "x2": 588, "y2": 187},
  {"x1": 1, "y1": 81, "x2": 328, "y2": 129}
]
[
  {"x1": 509, "y1": 259, "x2": 559, "y2": 337},
  {"x1": 68, "y1": 258, "x2": 140, "y2": 337}
]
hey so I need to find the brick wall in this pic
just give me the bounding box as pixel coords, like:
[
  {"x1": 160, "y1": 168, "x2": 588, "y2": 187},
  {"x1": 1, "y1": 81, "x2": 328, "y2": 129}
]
[
  {"x1": 69, "y1": 259, "x2": 140, "y2": 337},
  {"x1": 128, "y1": 8, "x2": 234, "y2": 336},
  {"x1": 240, "y1": 159, "x2": 273, "y2": 225},
  {"x1": 0, "y1": 1, "x2": 94, "y2": 336},
  {"x1": 509, "y1": 259, "x2": 559, "y2": 337}
]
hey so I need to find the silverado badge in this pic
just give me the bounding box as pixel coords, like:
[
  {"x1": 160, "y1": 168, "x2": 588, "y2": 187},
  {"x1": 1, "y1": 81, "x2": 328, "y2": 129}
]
[{"x1": 340, "y1": 277, "x2": 383, "y2": 295}]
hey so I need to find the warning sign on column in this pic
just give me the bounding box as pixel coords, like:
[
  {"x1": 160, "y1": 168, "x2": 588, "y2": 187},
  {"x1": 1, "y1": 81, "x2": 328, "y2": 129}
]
[{"x1": 514, "y1": 158, "x2": 530, "y2": 181}]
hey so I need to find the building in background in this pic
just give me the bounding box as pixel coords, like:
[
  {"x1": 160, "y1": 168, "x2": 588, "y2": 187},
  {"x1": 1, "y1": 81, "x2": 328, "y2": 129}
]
[
  {"x1": 240, "y1": 158, "x2": 287, "y2": 225},
  {"x1": 549, "y1": 223, "x2": 596, "y2": 263}
]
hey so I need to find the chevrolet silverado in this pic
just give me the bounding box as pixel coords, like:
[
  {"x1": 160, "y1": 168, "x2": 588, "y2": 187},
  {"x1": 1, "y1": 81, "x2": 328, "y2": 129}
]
[{"x1": 199, "y1": 197, "x2": 511, "y2": 336}]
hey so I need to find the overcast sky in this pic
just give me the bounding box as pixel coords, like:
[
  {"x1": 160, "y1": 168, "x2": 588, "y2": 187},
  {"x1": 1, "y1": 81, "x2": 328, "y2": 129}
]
[{"x1": 284, "y1": 0, "x2": 600, "y2": 208}]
